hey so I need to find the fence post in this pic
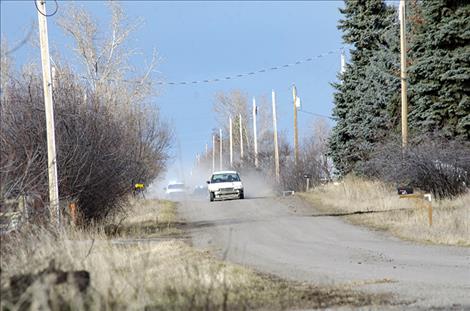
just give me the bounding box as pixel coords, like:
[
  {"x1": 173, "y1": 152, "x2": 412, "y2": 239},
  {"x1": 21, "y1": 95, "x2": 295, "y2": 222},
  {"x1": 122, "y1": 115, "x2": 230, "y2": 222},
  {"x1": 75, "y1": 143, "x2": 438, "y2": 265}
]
[
  {"x1": 69, "y1": 202, "x2": 77, "y2": 227},
  {"x1": 424, "y1": 194, "x2": 432, "y2": 226},
  {"x1": 398, "y1": 192, "x2": 432, "y2": 226}
]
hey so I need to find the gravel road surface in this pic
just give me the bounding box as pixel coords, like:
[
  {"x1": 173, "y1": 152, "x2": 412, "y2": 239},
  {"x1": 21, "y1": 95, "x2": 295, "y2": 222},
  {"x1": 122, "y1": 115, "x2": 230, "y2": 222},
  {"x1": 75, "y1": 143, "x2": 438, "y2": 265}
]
[{"x1": 179, "y1": 195, "x2": 470, "y2": 309}]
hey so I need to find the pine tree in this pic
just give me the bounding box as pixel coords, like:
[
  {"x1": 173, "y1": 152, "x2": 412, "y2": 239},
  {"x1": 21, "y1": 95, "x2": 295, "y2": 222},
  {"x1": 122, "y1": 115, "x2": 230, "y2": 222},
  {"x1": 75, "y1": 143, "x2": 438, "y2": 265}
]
[
  {"x1": 408, "y1": 0, "x2": 470, "y2": 140},
  {"x1": 329, "y1": 0, "x2": 399, "y2": 175}
]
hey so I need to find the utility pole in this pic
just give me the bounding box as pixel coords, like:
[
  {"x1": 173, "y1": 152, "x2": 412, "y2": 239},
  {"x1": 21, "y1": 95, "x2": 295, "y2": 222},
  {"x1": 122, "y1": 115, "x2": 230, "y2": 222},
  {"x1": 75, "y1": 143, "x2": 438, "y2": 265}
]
[
  {"x1": 399, "y1": 0, "x2": 408, "y2": 148},
  {"x1": 229, "y1": 116, "x2": 233, "y2": 167},
  {"x1": 272, "y1": 90, "x2": 280, "y2": 183},
  {"x1": 292, "y1": 84, "x2": 299, "y2": 166},
  {"x1": 252, "y1": 97, "x2": 258, "y2": 168},
  {"x1": 219, "y1": 128, "x2": 223, "y2": 170},
  {"x1": 239, "y1": 114, "x2": 244, "y2": 161},
  {"x1": 212, "y1": 135, "x2": 215, "y2": 173},
  {"x1": 37, "y1": 0, "x2": 60, "y2": 227}
]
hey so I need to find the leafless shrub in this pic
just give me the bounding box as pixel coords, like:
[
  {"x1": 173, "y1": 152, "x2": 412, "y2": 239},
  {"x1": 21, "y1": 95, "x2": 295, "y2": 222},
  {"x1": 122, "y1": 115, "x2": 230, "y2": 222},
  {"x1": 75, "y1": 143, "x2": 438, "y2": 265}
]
[
  {"x1": 359, "y1": 135, "x2": 470, "y2": 199},
  {"x1": 280, "y1": 120, "x2": 333, "y2": 192},
  {"x1": 279, "y1": 142, "x2": 326, "y2": 192},
  {"x1": 0, "y1": 68, "x2": 171, "y2": 223}
]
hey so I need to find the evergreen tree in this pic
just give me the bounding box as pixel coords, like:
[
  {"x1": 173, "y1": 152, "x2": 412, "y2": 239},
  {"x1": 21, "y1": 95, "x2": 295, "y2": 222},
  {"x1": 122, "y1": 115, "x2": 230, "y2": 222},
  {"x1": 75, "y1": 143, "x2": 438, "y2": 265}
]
[
  {"x1": 408, "y1": 0, "x2": 470, "y2": 140},
  {"x1": 329, "y1": 0, "x2": 399, "y2": 175}
]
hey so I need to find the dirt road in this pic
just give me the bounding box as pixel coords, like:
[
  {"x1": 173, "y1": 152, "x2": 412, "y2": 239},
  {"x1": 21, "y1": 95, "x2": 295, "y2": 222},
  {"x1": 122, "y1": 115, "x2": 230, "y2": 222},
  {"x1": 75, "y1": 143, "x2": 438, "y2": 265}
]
[{"x1": 179, "y1": 195, "x2": 470, "y2": 309}]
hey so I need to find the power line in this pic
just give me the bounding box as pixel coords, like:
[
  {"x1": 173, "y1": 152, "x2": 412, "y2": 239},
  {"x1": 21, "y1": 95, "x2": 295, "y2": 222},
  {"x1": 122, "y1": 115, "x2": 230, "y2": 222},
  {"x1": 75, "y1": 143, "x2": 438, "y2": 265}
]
[
  {"x1": 79, "y1": 49, "x2": 340, "y2": 86},
  {"x1": 158, "y1": 49, "x2": 339, "y2": 86},
  {"x1": 298, "y1": 109, "x2": 334, "y2": 120},
  {"x1": 4, "y1": 24, "x2": 35, "y2": 56}
]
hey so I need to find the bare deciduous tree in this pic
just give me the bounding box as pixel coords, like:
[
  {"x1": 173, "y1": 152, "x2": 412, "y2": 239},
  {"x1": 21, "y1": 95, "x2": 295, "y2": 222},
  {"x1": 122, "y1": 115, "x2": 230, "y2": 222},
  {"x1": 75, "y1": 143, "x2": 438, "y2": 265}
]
[
  {"x1": 1, "y1": 39, "x2": 12, "y2": 103},
  {"x1": 306, "y1": 118, "x2": 333, "y2": 180},
  {"x1": 57, "y1": 2, "x2": 158, "y2": 108}
]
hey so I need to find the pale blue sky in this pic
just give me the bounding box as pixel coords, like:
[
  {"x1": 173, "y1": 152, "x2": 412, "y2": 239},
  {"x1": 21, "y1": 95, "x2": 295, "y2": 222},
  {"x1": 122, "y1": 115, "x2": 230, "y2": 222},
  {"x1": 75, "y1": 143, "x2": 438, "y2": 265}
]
[{"x1": 1, "y1": 0, "x2": 345, "y2": 180}]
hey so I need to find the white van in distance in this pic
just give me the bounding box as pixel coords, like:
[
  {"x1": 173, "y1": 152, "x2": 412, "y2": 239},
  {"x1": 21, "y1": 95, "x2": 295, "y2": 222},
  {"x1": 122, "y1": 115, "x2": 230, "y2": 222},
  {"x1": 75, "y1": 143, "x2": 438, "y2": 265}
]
[{"x1": 164, "y1": 182, "x2": 186, "y2": 199}]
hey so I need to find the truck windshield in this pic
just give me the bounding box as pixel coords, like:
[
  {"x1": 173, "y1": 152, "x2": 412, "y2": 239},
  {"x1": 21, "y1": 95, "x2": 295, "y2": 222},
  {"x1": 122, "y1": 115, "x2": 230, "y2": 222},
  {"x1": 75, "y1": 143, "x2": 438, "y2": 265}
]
[{"x1": 211, "y1": 173, "x2": 240, "y2": 183}]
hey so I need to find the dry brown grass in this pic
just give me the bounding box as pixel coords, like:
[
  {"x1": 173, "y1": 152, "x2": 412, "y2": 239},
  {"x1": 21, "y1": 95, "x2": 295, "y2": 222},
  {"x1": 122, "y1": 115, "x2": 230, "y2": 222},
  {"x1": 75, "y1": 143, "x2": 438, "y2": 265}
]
[
  {"x1": 105, "y1": 199, "x2": 182, "y2": 238},
  {"x1": 301, "y1": 176, "x2": 470, "y2": 246},
  {"x1": 0, "y1": 198, "x2": 396, "y2": 310}
]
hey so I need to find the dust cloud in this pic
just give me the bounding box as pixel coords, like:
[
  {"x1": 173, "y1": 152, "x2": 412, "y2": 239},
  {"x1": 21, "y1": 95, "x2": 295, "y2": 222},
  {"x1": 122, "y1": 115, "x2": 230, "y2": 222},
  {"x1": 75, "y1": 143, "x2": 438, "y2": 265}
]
[{"x1": 145, "y1": 166, "x2": 277, "y2": 201}]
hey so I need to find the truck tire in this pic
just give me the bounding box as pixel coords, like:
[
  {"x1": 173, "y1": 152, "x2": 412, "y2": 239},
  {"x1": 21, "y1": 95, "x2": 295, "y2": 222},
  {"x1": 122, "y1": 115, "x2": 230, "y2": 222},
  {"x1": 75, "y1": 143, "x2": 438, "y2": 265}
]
[
  {"x1": 239, "y1": 191, "x2": 244, "y2": 199},
  {"x1": 210, "y1": 192, "x2": 215, "y2": 202}
]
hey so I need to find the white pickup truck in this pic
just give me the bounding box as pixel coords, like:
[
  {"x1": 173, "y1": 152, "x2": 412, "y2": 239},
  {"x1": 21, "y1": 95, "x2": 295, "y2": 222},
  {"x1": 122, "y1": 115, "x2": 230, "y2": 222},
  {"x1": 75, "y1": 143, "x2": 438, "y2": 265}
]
[{"x1": 207, "y1": 171, "x2": 244, "y2": 202}]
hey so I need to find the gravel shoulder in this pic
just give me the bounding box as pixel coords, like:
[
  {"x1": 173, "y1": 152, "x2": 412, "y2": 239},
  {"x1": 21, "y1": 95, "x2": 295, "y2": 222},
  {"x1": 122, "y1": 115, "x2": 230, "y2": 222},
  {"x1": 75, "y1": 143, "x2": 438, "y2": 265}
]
[{"x1": 179, "y1": 195, "x2": 470, "y2": 309}]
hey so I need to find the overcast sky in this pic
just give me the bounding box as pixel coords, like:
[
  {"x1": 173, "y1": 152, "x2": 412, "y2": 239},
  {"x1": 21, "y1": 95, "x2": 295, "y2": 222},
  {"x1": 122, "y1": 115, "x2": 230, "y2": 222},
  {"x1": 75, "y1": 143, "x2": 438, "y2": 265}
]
[{"x1": 1, "y1": 0, "x2": 345, "y2": 182}]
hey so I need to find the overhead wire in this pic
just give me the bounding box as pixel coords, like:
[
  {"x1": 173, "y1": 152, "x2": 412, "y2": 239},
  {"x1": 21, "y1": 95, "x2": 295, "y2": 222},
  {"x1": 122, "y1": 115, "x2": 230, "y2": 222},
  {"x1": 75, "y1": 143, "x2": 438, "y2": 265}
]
[
  {"x1": 4, "y1": 24, "x2": 35, "y2": 56},
  {"x1": 80, "y1": 49, "x2": 340, "y2": 86},
  {"x1": 157, "y1": 49, "x2": 339, "y2": 86},
  {"x1": 298, "y1": 109, "x2": 334, "y2": 120}
]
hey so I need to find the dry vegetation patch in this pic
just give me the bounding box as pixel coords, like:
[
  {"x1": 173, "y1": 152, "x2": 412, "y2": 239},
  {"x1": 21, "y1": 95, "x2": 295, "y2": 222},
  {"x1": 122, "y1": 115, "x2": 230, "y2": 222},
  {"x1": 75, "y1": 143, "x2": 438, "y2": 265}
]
[
  {"x1": 301, "y1": 176, "x2": 469, "y2": 246},
  {"x1": 104, "y1": 199, "x2": 182, "y2": 238},
  {"x1": 1, "y1": 199, "x2": 397, "y2": 310}
]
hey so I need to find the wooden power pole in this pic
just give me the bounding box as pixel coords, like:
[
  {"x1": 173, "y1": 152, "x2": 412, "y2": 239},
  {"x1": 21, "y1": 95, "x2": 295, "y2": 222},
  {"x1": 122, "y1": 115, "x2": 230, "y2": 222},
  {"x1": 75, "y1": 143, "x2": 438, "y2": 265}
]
[
  {"x1": 252, "y1": 97, "x2": 258, "y2": 168},
  {"x1": 229, "y1": 116, "x2": 233, "y2": 167},
  {"x1": 37, "y1": 0, "x2": 60, "y2": 227},
  {"x1": 212, "y1": 135, "x2": 215, "y2": 173},
  {"x1": 219, "y1": 129, "x2": 223, "y2": 170},
  {"x1": 399, "y1": 0, "x2": 408, "y2": 148},
  {"x1": 292, "y1": 84, "x2": 299, "y2": 166},
  {"x1": 272, "y1": 90, "x2": 280, "y2": 182},
  {"x1": 239, "y1": 114, "x2": 244, "y2": 161}
]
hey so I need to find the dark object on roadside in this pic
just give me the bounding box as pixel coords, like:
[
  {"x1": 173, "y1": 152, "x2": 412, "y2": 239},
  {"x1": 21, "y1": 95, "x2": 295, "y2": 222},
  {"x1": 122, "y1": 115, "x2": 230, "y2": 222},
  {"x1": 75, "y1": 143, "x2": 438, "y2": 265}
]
[
  {"x1": 9, "y1": 259, "x2": 90, "y2": 303},
  {"x1": 397, "y1": 186, "x2": 413, "y2": 195}
]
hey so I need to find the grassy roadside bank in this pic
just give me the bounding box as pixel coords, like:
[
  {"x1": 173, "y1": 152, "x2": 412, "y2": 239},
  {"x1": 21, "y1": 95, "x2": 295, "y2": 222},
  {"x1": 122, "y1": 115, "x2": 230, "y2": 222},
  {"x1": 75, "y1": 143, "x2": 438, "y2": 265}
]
[
  {"x1": 104, "y1": 199, "x2": 183, "y2": 238},
  {"x1": 1, "y1": 199, "x2": 397, "y2": 310},
  {"x1": 300, "y1": 176, "x2": 470, "y2": 246}
]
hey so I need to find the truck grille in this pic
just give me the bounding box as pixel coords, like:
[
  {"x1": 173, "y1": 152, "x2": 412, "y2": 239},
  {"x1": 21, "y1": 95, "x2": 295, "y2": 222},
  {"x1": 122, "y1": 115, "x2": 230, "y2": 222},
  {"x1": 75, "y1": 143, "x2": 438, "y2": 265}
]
[{"x1": 219, "y1": 188, "x2": 235, "y2": 193}]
